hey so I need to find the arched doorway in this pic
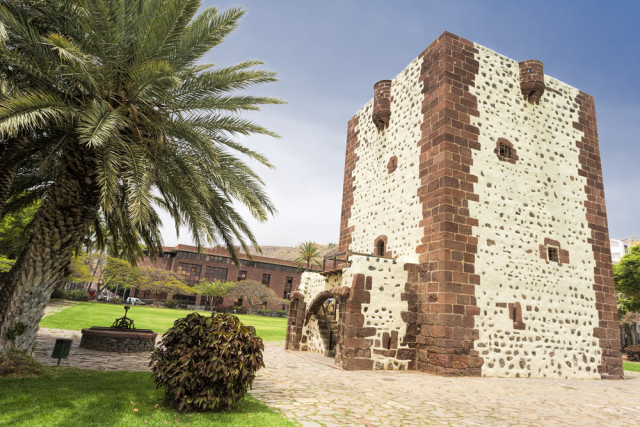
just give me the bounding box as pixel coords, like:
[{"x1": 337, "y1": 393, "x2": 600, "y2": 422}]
[{"x1": 303, "y1": 291, "x2": 338, "y2": 357}]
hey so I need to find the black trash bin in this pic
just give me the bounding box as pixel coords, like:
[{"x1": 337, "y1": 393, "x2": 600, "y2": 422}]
[{"x1": 51, "y1": 338, "x2": 73, "y2": 365}]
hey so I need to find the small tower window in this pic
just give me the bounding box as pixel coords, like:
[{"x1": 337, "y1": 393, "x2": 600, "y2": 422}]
[
  {"x1": 494, "y1": 138, "x2": 518, "y2": 164},
  {"x1": 499, "y1": 142, "x2": 512, "y2": 159},
  {"x1": 373, "y1": 235, "x2": 388, "y2": 257},
  {"x1": 539, "y1": 238, "x2": 569, "y2": 266}
]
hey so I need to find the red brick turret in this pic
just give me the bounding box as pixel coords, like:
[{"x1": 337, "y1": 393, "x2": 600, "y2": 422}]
[
  {"x1": 519, "y1": 60, "x2": 545, "y2": 104},
  {"x1": 372, "y1": 80, "x2": 391, "y2": 130}
]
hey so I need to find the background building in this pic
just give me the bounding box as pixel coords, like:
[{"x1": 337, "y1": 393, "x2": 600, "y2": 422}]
[
  {"x1": 131, "y1": 244, "x2": 301, "y2": 310},
  {"x1": 610, "y1": 237, "x2": 640, "y2": 264},
  {"x1": 610, "y1": 239, "x2": 630, "y2": 264}
]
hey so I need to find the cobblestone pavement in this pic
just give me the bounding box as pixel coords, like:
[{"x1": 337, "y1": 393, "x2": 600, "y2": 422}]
[
  {"x1": 34, "y1": 328, "x2": 155, "y2": 371},
  {"x1": 36, "y1": 300, "x2": 154, "y2": 370},
  {"x1": 253, "y1": 345, "x2": 640, "y2": 426},
  {"x1": 34, "y1": 303, "x2": 640, "y2": 426}
]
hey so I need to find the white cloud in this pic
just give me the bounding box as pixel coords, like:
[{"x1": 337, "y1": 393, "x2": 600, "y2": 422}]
[{"x1": 159, "y1": 112, "x2": 347, "y2": 247}]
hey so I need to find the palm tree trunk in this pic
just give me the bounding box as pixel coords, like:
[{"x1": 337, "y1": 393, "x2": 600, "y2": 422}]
[
  {"x1": 0, "y1": 136, "x2": 28, "y2": 218},
  {"x1": 0, "y1": 142, "x2": 100, "y2": 354}
]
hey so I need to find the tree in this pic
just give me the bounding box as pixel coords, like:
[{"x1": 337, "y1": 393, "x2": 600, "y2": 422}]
[
  {"x1": 0, "y1": 201, "x2": 37, "y2": 258},
  {"x1": 614, "y1": 245, "x2": 640, "y2": 316},
  {"x1": 59, "y1": 253, "x2": 137, "y2": 299},
  {"x1": 65, "y1": 254, "x2": 94, "y2": 285},
  {"x1": 101, "y1": 256, "x2": 139, "y2": 300},
  {"x1": 227, "y1": 280, "x2": 283, "y2": 312},
  {"x1": 295, "y1": 241, "x2": 322, "y2": 271},
  {"x1": 58, "y1": 253, "x2": 95, "y2": 296},
  {"x1": 0, "y1": 1, "x2": 281, "y2": 353},
  {"x1": 195, "y1": 280, "x2": 235, "y2": 310},
  {"x1": 614, "y1": 245, "x2": 640, "y2": 298},
  {"x1": 136, "y1": 267, "x2": 194, "y2": 306},
  {"x1": 0, "y1": 256, "x2": 13, "y2": 273}
]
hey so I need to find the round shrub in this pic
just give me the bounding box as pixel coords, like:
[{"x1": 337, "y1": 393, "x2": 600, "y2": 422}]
[
  {"x1": 625, "y1": 344, "x2": 640, "y2": 361},
  {"x1": 50, "y1": 288, "x2": 67, "y2": 299},
  {"x1": 164, "y1": 299, "x2": 179, "y2": 309},
  {"x1": 66, "y1": 289, "x2": 89, "y2": 301},
  {"x1": 150, "y1": 312, "x2": 264, "y2": 412}
]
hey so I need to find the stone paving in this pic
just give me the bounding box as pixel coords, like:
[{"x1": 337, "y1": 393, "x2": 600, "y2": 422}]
[
  {"x1": 33, "y1": 302, "x2": 640, "y2": 426},
  {"x1": 254, "y1": 345, "x2": 640, "y2": 426},
  {"x1": 35, "y1": 300, "x2": 157, "y2": 370},
  {"x1": 34, "y1": 328, "x2": 154, "y2": 371}
]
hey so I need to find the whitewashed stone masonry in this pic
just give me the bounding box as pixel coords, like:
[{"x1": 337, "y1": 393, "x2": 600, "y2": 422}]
[{"x1": 468, "y1": 44, "x2": 600, "y2": 378}]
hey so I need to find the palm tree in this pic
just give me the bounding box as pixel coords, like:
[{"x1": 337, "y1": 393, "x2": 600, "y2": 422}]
[
  {"x1": 0, "y1": 0, "x2": 282, "y2": 353},
  {"x1": 295, "y1": 241, "x2": 323, "y2": 271}
]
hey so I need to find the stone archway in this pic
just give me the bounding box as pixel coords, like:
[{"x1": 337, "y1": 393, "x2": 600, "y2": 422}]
[
  {"x1": 301, "y1": 291, "x2": 338, "y2": 357},
  {"x1": 304, "y1": 291, "x2": 333, "y2": 324}
]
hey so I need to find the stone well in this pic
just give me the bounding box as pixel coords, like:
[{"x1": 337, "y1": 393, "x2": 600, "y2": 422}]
[{"x1": 80, "y1": 327, "x2": 157, "y2": 353}]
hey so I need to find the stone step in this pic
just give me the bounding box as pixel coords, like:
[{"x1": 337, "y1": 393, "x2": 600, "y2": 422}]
[{"x1": 318, "y1": 328, "x2": 338, "y2": 337}]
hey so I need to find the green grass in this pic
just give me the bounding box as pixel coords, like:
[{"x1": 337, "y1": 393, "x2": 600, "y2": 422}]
[
  {"x1": 0, "y1": 368, "x2": 294, "y2": 426},
  {"x1": 623, "y1": 361, "x2": 640, "y2": 372},
  {"x1": 40, "y1": 302, "x2": 287, "y2": 341}
]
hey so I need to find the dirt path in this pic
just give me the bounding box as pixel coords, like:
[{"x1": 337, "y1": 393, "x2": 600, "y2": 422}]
[{"x1": 42, "y1": 299, "x2": 79, "y2": 317}]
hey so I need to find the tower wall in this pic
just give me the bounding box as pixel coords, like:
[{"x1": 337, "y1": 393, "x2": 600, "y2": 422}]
[
  {"x1": 338, "y1": 58, "x2": 425, "y2": 263},
  {"x1": 333, "y1": 31, "x2": 621, "y2": 378},
  {"x1": 413, "y1": 33, "x2": 484, "y2": 376},
  {"x1": 467, "y1": 44, "x2": 615, "y2": 378}
]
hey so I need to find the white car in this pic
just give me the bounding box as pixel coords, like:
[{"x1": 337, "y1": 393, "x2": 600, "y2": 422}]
[{"x1": 125, "y1": 297, "x2": 146, "y2": 305}]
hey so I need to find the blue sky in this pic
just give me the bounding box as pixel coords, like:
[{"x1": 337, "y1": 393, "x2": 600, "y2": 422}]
[{"x1": 161, "y1": 0, "x2": 640, "y2": 247}]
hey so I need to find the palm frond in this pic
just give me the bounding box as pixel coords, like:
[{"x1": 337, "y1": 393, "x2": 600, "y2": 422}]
[
  {"x1": 127, "y1": 59, "x2": 181, "y2": 104},
  {"x1": 136, "y1": 0, "x2": 199, "y2": 62},
  {"x1": 186, "y1": 114, "x2": 280, "y2": 138},
  {"x1": 172, "y1": 6, "x2": 244, "y2": 68},
  {"x1": 0, "y1": 90, "x2": 74, "y2": 137},
  {"x1": 77, "y1": 100, "x2": 128, "y2": 148}
]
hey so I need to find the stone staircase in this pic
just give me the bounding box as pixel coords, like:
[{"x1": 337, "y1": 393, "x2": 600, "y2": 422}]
[{"x1": 317, "y1": 317, "x2": 339, "y2": 357}]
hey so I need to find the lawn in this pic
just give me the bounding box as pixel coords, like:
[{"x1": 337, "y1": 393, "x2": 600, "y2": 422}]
[
  {"x1": 623, "y1": 361, "x2": 640, "y2": 372},
  {"x1": 0, "y1": 368, "x2": 294, "y2": 426},
  {"x1": 40, "y1": 302, "x2": 287, "y2": 341}
]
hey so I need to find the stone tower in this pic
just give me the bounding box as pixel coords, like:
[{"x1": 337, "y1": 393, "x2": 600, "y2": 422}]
[{"x1": 286, "y1": 31, "x2": 622, "y2": 379}]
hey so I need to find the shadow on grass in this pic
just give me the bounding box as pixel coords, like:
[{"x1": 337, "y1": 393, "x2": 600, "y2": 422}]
[{"x1": 0, "y1": 369, "x2": 291, "y2": 426}]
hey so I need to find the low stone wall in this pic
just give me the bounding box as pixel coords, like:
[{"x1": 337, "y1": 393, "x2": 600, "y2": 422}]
[{"x1": 80, "y1": 327, "x2": 157, "y2": 353}]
